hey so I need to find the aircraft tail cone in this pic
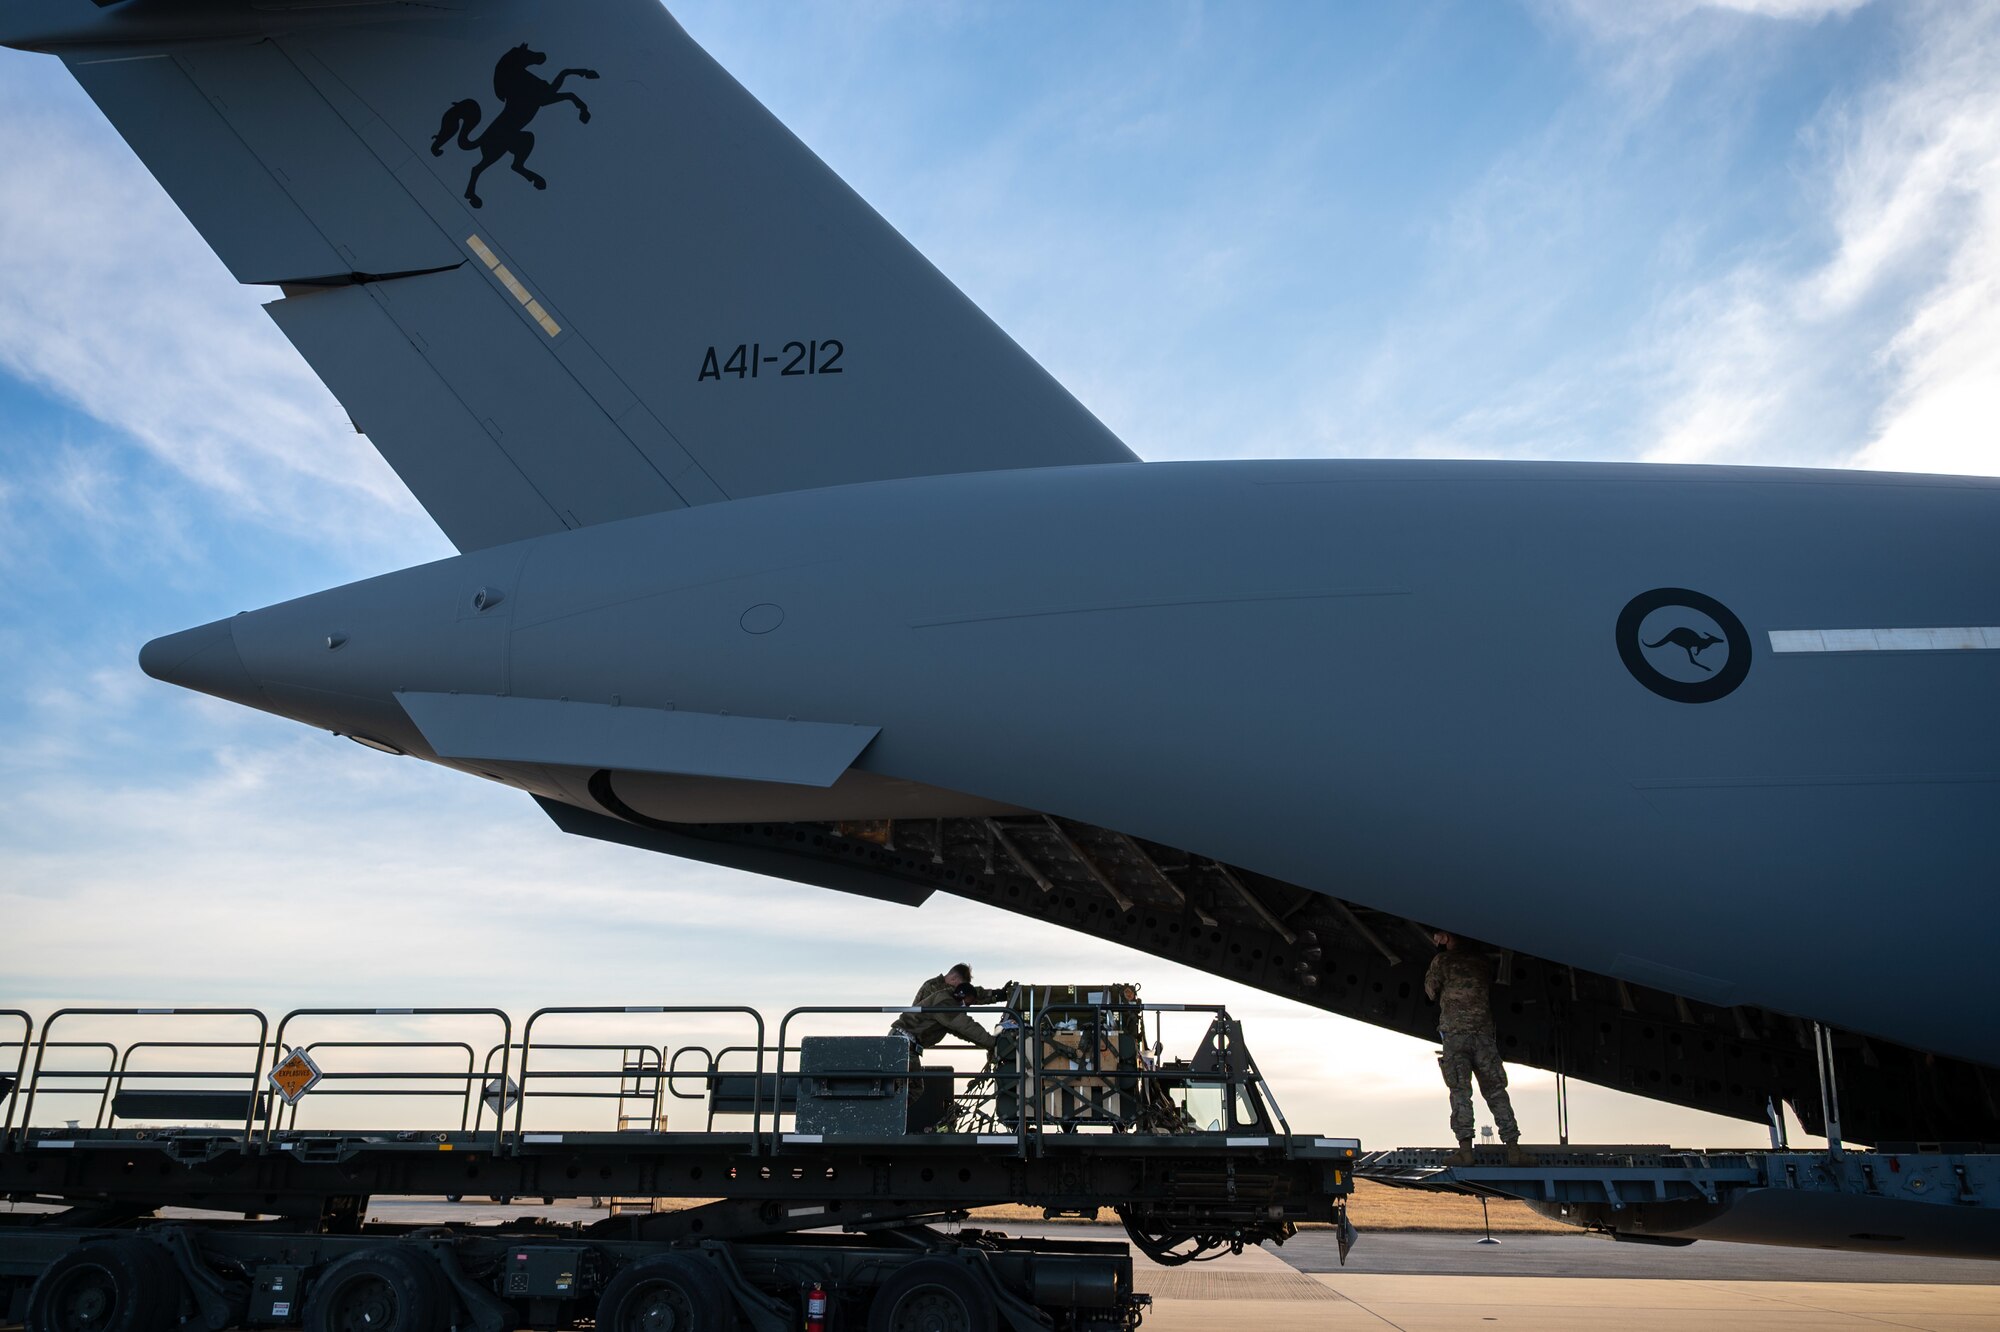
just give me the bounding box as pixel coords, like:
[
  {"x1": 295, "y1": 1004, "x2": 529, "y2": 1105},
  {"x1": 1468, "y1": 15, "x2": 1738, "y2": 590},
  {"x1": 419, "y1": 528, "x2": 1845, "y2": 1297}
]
[{"x1": 139, "y1": 616, "x2": 260, "y2": 705}]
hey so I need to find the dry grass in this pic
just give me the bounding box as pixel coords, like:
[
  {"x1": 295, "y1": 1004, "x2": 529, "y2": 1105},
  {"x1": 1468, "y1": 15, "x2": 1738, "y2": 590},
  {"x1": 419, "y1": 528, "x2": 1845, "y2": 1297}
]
[
  {"x1": 610, "y1": 1177, "x2": 1573, "y2": 1237},
  {"x1": 1339, "y1": 1179, "x2": 1573, "y2": 1233},
  {"x1": 967, "y1": 1180, "x2": 1572, "y2": 1235}
]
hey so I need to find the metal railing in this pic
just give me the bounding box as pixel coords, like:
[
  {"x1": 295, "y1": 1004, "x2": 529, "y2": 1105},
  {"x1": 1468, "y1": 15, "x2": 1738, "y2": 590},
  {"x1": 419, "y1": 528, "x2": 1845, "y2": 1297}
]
[
  {"x1": 108, "y1": 1040, "x2": 270, "y2": 1127},
  {"x1": 263, "y1": 1008, "x2": 511, "y2": 1150},
  {"x1": 0, "y1": 1011, "x2": 34, "y2": 1143},
  {"x1": 510, "y1": 1007, "x2": 766, "y2": 1145},
  {"x1": 280, "y1": 1042, "x2": 480, "y2": 1132},
  {"x1": 5, "y1": 1041, "x2": 117, "y2": 1136},
  {"x1": 679, "y1": 1043, "x2": 803, "y2": 1132},
  {"x1": 21, "y1": 1009, "x2": 269, "y2": 1143},
  {"x1": 474, "y1": 1042, "x2": 665, "y2": 1135},
  {"x1": 1, "y1": 997, "x2": 1289, "y2": 1157}
]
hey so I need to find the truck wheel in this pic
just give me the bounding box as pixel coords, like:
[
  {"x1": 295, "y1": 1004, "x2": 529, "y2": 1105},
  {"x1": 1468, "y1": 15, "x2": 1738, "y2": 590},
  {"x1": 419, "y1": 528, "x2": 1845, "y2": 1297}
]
[
  {"x1": 595, "y1": 1255, "x2": 732, "y2": 1332},
  {"x1": 27, "y1": 1239, "x2": 180, "y2": 1332},
  {"x1": 304, "y1": 1248, "x2": 446, "y2": 1332},
  {"x1": 866, "y1": 1260, "x2": 995, "y2": 1332}
]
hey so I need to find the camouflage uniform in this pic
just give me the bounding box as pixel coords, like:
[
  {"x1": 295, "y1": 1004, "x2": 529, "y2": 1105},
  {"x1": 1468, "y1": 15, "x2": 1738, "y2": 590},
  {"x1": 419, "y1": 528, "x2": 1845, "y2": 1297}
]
[
  {"x1": 1424, "y1": 948, "x2": 1520, "y2": 1147},
  {"x1": 890, "y1": 974, "x2": 1005, "y2": 1050}
]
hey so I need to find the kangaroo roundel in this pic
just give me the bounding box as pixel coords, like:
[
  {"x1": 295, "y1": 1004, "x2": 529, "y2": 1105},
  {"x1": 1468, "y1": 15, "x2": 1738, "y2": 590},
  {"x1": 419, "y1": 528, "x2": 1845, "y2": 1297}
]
[
  {"x1": 431, "y1": 43, "x2": 600, "y2": 209},
  {"x1": 1617, "y1": 587, "x2": 1752, "y2": 704}
]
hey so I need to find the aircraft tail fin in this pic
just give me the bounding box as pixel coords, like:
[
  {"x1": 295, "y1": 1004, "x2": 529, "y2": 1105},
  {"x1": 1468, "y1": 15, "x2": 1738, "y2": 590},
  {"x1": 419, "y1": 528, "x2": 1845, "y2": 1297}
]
[{"x1": 13, "y1": 1, "x2": 1134, "y2": 550}]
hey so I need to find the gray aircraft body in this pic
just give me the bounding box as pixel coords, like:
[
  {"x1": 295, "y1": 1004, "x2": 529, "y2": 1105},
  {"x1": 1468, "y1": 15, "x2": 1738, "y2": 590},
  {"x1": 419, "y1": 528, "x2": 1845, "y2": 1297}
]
[{"x1": 8, "y1": 0, "x2": 1998, "y2": 1255}]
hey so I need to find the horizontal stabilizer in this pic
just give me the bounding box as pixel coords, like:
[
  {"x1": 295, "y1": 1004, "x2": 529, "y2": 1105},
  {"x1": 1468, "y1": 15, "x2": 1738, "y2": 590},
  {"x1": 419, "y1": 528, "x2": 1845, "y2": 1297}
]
[{"x1": 397, "y1": 692, "x2": 879, "y2": 787}]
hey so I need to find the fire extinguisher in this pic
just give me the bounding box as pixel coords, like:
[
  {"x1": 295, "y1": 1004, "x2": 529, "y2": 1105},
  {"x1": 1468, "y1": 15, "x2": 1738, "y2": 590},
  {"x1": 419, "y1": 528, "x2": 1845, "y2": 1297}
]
[{"x1": 804, "y1": 1281, "x2": 829, "y2": 1332}]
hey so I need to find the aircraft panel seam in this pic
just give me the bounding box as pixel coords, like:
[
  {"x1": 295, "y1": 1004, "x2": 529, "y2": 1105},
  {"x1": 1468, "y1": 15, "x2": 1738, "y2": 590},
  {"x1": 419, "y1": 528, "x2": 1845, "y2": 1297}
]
[{"x1": 909, "y1": 587, "x2": 1408, "y2": 629}]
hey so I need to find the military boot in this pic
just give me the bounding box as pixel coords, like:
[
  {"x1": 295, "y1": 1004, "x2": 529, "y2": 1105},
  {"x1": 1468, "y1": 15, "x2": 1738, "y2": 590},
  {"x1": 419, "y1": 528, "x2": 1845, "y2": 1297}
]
[
  {"x1": 1504, "y1": 1143, "x2": 1529, "y2": 1166},
  {"x1": 1448, "y1": 1142, "x2": 1476, "y2": 1166}
]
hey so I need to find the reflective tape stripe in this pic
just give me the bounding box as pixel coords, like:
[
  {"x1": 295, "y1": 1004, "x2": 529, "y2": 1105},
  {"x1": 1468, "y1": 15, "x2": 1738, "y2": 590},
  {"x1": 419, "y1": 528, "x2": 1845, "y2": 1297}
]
[
  {"x1": 1770, "y1": 627, "x2": 2000, "y2": 653},
  {"x1": 468, "y1": 234, "x2": 562, "y2": 337}
]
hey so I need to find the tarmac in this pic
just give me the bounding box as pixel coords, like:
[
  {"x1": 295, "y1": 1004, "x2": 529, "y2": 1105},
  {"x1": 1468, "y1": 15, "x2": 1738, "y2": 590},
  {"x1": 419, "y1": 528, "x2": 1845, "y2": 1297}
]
[
  {"x1": 1130, "y1": 1234, "x2": 2000, "y2": 1331},
  {"x1": 364, "y1": 1199, "x2": 2000, "y2": 1330}
]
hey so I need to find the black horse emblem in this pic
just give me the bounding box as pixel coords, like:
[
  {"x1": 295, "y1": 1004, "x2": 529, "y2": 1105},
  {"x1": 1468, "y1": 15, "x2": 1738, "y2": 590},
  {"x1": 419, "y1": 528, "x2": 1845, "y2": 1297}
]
[
  {"x1": 1644, "y1": 626, "x2": 1725, "y2": 671},
  {"x1": 431, "y1": 44, "x2": 599, "y2": 209}
]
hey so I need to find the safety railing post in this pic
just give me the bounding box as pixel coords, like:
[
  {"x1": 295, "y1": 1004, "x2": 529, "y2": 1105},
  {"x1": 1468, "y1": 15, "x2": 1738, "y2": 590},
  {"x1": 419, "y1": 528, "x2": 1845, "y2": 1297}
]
[{"x1": 0, "y1": 1010, "x2": 33, "y2": 1148}]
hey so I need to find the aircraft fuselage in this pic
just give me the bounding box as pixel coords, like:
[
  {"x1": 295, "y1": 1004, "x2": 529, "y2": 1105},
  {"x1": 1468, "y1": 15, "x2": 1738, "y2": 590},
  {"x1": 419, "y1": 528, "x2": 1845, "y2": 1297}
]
[{"x1": 142, "y1": 457, "x2": 2000, "y2": 1073}]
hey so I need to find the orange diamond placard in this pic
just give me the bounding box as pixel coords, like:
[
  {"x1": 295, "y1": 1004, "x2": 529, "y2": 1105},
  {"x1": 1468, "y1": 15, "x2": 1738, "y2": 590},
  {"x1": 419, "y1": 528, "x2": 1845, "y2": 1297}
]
[{"x1": 269, "y1": 1048, "x2": 322, "y2": 1105}]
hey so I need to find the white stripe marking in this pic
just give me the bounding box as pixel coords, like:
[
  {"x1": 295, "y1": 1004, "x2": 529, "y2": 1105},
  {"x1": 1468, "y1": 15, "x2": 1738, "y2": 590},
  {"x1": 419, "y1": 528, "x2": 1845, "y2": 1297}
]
[{"x1": 1770, "y1": 627, "x2": 2000, "y2": 653}]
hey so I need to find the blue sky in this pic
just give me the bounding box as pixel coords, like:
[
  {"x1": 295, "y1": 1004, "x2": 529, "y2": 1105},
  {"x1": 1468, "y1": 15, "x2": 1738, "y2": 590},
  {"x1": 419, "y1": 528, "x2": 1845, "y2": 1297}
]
[{"x1": 2, "y1": 0, "x2": 1995, "y2": 1149}]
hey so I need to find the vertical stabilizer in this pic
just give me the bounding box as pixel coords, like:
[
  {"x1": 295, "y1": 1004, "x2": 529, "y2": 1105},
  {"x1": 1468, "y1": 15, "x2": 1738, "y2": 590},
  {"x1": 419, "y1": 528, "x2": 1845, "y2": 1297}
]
[{"x1": 15, "y1": 1, "x2": 1135, "y2": 549}]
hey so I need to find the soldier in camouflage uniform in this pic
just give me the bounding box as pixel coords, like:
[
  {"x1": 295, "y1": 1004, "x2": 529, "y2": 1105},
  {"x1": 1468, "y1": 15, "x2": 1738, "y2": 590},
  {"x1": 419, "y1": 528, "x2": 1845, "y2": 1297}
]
[
  {"x1": 890, "y1": 964, "x2": 1012, "y2": 1051},
  {"x1": 1424, "y1": 931, "x2": 1523, "y2": 1162}
]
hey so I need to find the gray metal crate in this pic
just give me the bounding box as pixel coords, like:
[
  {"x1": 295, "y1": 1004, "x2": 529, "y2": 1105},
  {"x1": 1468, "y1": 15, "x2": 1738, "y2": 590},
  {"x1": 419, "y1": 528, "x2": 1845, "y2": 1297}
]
[{"x1": 796, "y1": 1036, "x2": 914, "y2": 1137}]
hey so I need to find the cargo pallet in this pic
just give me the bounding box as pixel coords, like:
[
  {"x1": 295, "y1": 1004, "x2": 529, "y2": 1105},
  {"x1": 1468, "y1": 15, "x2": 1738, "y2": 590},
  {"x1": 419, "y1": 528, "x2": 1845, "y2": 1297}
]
[{"x1": 0, "y1": 999, "x2": 1357, "y2": 1331}]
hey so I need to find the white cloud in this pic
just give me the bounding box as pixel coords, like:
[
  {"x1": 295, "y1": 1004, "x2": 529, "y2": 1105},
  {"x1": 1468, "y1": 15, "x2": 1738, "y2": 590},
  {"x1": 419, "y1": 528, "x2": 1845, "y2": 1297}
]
[
  {"x1": 1504, "y1": 0, "x2": 2000, "y2": 478},
  {"x1": 1531, "y1": 0, "x2": 2000, "y2": 478},
  {"x1": 0, "y1": 55, "x2": 434, "y2": 563},
  {"x1": 1704, "y1": 0, "x2": 1870, "y2": 13},
  {"x1": 1838, "y1": 13, "x2": 2000, "y2": 475},
  {"x1": 1552, "y1": 0, "x2": 1871, "y2": 44}
]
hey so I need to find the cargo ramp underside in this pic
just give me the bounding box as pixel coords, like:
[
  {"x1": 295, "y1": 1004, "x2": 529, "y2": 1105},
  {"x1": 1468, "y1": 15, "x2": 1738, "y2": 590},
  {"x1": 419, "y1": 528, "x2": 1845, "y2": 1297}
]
[
  {"x1": 548, "y1": 799, "x2": 2000, "y2": 1150},
  {"x1": 1357, "y1": 1145, "x2": 2000, "y2": 1260}
]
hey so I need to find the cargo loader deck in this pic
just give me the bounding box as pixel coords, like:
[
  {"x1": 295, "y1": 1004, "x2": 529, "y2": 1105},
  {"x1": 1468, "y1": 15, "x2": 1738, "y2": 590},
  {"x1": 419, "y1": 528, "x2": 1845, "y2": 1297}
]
[{"x1": 0, "y1": 993, "x2": 1357, "y2": 1331}]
